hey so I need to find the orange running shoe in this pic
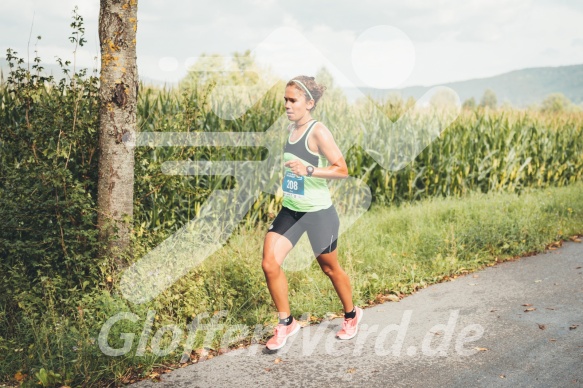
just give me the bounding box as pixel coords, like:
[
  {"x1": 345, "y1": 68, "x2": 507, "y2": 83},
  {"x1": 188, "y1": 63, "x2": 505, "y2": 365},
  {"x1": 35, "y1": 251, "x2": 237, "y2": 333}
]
[
  {"x1": 266, "y1": 318, "x2": 300, "y2": 350},
  {"x1": 336, "y1": 307, "x2": 364, "y2": 340}
]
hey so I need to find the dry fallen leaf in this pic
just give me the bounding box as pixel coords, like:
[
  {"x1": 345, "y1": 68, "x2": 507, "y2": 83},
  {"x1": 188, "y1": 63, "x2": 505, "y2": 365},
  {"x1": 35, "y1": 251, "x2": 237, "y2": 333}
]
[
  {"x1": 14, "y1": 372, "x2": 24, "y2": 382},
  {"x1": 569, "y1": 236, "x2": 581, "y2": 243},
  {"x1": 149, "y1": 372, "x2": 160, "y2": 381},
  {"x1": 524, "y1": 308, "x2": 536, "y2": 312},
  {"x1": 569, "y1": 325, "x2": 579, "y2": 330},
  {"x1": 385, "y1": 294, "x2": 401, "y2": 302},
  {"x1": 549, "y1": 240, "x2": 562, "y2": 248},
  {"x1": 121, "y1": 375, "x2": 133, "y2": 384}
]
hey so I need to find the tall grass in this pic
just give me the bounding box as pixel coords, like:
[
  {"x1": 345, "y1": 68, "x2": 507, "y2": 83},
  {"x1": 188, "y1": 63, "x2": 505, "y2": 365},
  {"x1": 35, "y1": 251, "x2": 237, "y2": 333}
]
[{"x1": 166, "y1": 181, "x2": 583, "y2": 325}]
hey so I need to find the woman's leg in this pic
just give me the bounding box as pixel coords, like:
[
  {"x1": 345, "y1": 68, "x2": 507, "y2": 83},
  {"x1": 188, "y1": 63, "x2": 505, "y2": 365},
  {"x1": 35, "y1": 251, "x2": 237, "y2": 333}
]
[
  {"x1": 262, "y1": 232, "x2": 294, "y2": 319},
  {"x1": 316, "y1": 249, "x2": 354, "y2": 313}
]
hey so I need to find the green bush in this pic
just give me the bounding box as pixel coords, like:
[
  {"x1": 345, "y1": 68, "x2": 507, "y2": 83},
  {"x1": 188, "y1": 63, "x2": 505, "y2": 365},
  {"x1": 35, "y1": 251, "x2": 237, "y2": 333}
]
[{"x1": 0, "y1": 16, "x2": 103, "y2": 385}]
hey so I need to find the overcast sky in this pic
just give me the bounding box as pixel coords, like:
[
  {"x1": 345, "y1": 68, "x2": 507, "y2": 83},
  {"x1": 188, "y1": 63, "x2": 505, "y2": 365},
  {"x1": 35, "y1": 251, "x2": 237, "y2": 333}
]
[{"x1": 1, "y1": 0, "x2": 582, "y2": 88}]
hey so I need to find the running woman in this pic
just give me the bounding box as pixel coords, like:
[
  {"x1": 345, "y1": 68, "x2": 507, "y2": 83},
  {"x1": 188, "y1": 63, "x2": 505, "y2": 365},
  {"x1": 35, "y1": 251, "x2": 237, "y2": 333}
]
[{"x1": 263, "y1": 75, "x2": 363, "y2": 350}]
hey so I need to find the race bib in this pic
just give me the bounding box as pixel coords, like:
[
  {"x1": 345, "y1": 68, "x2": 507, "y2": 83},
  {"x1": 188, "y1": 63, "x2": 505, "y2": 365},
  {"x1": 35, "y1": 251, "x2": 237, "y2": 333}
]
[{"x1": 282, "y1": 170, "x2": 304, "y2": 198}]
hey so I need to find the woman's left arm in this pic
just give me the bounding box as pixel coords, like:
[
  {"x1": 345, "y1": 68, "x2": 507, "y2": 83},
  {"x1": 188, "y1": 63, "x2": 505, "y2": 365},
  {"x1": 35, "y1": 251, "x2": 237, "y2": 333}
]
[
  {"x1": 284, "y1": 124, "x2": 348, "y2": 179},
  {"x1": 309, "y1": 124, "x2": 349, "y2": 179}
]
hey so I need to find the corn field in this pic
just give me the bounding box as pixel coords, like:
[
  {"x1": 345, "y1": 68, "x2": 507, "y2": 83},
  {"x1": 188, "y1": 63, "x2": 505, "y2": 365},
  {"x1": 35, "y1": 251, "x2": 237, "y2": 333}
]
[{"x1": 134, "y1": 83, "x2": 583, "y2": 241}]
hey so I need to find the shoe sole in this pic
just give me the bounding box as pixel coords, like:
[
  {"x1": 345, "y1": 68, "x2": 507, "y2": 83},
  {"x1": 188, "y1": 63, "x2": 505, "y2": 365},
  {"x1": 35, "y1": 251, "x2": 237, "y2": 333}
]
[
  {"x1": 336, "y1": 308, "x2": 364, "y2": 340},
  {"x1": 266, "y1": 323, "x2": 300, "y2": 350}
]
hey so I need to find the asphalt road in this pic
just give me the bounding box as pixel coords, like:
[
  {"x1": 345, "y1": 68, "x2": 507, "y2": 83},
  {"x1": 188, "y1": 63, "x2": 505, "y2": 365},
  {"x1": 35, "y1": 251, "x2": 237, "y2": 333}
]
[{"x1": 132, "y1": 240, "x2": 583, "y2": 388}]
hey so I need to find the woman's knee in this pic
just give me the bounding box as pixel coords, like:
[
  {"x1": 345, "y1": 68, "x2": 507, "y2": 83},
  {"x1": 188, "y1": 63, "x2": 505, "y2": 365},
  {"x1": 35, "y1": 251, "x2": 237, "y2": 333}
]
[
  {"x1": 319, "y1": 264, "x2": 335, "y2": 278},
  {"x1": 262, "y1": 256, "x2": 280, "y2": 277}
]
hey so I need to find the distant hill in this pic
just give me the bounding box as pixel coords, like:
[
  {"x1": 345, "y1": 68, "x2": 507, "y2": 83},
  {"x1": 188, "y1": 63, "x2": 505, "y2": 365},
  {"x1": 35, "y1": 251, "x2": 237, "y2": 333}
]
[{"x1": 345, "y1": 64, "x2": 583, "y2": 107}]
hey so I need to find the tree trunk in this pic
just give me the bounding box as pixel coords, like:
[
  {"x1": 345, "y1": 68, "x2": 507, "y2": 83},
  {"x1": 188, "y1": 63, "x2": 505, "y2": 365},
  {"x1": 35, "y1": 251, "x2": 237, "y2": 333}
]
[{"x1": 97, "y1": 0, "x2": 138, "y2": 263}]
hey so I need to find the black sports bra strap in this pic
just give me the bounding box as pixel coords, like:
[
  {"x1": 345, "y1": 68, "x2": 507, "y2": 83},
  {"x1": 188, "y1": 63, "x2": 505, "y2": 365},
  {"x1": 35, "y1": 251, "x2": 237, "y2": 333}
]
[
  {"x1": 288, "y1": 120, "x2": 318, "y2": 144},
  {"x1": 305, "y1": 120, "x2": 318, "y2": 134},
  {"x1": 301, "y1": 120, "x2": 318, "y2": 142}
]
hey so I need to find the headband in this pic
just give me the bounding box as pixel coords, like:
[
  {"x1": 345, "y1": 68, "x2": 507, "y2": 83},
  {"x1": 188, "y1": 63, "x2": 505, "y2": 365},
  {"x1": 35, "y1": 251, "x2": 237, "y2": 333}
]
[{"x1": 292, "y1": 79, "x2": 314, "y2": 101}]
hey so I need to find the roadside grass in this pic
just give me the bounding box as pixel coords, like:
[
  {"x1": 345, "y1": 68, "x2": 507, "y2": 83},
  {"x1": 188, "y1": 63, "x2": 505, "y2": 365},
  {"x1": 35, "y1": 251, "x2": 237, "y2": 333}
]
[
  {"x1": 4, "y1": 182, "x2": 583, "y2": 387},
  {"x1": 209, "y1": 180, "x2": 583, "y2": 324}
]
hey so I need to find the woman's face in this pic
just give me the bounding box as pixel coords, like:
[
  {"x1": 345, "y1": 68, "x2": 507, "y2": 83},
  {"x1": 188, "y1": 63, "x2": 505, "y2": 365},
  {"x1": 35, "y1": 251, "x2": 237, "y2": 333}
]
[{"x1": 284, "y1": 85, "x2": 313, "y2": 121}]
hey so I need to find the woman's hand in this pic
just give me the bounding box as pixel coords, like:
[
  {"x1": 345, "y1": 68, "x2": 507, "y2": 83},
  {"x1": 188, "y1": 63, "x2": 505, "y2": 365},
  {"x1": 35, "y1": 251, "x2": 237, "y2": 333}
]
[{"x1": 284, "y1": 160, "x2": 308, "y2": 176}]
